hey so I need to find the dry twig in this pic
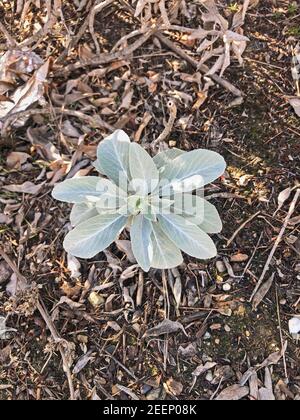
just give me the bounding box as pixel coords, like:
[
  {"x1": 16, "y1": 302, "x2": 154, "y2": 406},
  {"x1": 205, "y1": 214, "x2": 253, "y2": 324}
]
[
  {"x1": 151, "y1": 99, "x2": 177, "y2": 150},
  {"x1": 227, "y1": 211, "x2": 261, "y2": 246},
  {"x1": 250, "y1": 189, "x2": 300, "y2": 301},
  {"x1": 58, "y1": 28, "x2": 156, "y2": 75}
]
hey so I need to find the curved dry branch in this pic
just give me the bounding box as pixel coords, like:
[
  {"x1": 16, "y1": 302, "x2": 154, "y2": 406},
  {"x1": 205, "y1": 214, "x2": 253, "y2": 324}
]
[
  {"x1": 19, "y1": 0, "x2": 61, "y2": 48},
  {"x1": 89, "y1": 0, "x2": 115, "y2": 54}
]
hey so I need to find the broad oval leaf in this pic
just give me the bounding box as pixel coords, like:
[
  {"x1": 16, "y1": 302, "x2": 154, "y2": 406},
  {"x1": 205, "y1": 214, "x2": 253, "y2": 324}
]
[
  {"x1": 174, "y1": 194, "x2": 222, "y2": 233},
  {"x1": 159, "y1": 149, "x2": 226, "y2": 195},
  {"x1": 70, "y1": 203, "x2": 99, "y2": 226},
  {"x1": 151, "y1": 223, "x2": 183, "y2": 269},
  {"x1": 153, "y1": 148, "x2": 185, "y2": 170},
  {"x1": 158, "y1": 213, "x2": 217, "y2": 260},
  {"x1": 93, "y1": 159, "x2": 105, "y2": 175},
  {"x1": 95, "y1": 179, "x2": 128, "y2": 212},
  {"x1": 130, "y1": 215, "x2": 153, "y2": 272},
  {"x1": 97, "y1": 130, "x2": 131, "y2": 189},
  {"x1": 52, "y1": 177, "x2": 103, "y2": 203},
  {"x1": 194, "y1": 202, "x2": 222, "y2": 234},
  {"x1": 129, "y1": 143, "x2": 159, "y2": 195},
  {"x1": 64, "y1": 213, "x2": 127, "y2": 258}
]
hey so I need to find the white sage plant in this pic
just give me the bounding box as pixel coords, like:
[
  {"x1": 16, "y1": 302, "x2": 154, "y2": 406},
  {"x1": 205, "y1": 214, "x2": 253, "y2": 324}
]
[{"x1": 52, "y1": 130, "x2": 226, "y2": 272}]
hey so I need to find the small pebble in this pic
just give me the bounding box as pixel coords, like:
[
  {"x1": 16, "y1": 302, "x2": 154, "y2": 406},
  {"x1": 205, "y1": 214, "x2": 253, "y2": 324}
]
[
  {"x1": 280, "y1": 299, "x2": 287, "y2": 305},
  {"x1": 204, "y1": 332, "x2": 211, "y2": 340},
  {"x1": 88, "y1": 292, "x2": 104, "y2": 307},
  {"x1": 77, "y1": 335, "x2": 88, "y2": 344},
  {"x1": 223, "y1": 283, "x2": 231, "y2": 292},
  {"x1": 289, "y1": 317, "x2": 300, "y2": 335},
  {"x1": 205, "y1": 371, "x2": 213, "y2": 382},
  {"x1": 224, "y1": 325, "x2": 231, "y2": 332}
]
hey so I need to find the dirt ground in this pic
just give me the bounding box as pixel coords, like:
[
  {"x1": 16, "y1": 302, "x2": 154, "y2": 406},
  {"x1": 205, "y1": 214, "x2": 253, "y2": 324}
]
[{"x1": 0, "y1": 0, "x2": 299, "y2": 400}]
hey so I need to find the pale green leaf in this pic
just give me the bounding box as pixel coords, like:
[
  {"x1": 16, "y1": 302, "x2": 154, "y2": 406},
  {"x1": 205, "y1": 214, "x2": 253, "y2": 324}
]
[
  {"x1": 95, "y1": 179, "x2": 128, "y2": 212},
  {"x1": 173, "y1": 194, "x2": 222, "y2": 233},
  {"x1": 153, "y1": 148, "x2": 185, "y2": 170},
  {"x1": 52, "y1": 177, "x2": 103, "y2": 203},
  {"x1": 129, "y1": 143, "x2": 159, "y2": 195},
  {"x1": 159, "y1": 149, "x2": 226, "y2": 194},
  {"x1": 70, "y1": 203, "x2": 98, "y2": 226},
  {"x1": 97, "y1": 130, "x2": 131, "y2": 188},
  {"x1": 64, "y1": 213, "x2": 127, "y2": 258},
  {"x1": 93, "y1": 159, "x2": 105, "y2": 175},
  {"x1": 151, "y1": 223, "x2": 183, "y2": 269},
  {"x1": 130, "y1": 215, "x2": 153, "y2": 272},
  {"x1": 158, "y1": 213, "x2": 217, "y2": 259}
]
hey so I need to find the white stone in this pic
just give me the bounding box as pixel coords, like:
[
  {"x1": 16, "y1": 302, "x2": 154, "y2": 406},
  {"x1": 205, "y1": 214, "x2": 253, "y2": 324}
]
[
  {"x1": 289, "y1": 317, "x2": 300, "y2": 335},
  {"x1": 223, "y1": 283, "x2": 231, "y2": 292}
]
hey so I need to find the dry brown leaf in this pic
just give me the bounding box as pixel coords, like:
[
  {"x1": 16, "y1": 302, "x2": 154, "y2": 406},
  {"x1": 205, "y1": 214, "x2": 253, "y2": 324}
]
[
  {"x1": 0, "y1": 59, "x2": 50, "y2": 122},
  {"x1": 54, "y1": 296, "x2": 84, "y2": 311},
  {"x1": 288, "y1": 97, "x2": 300, "y2": 117},
  {"x1": 275, "y1": 187, "x2": 292, "y2": 215},
  {"x1": 172, "y1": 275, "x2": 182, "y2": 309},
  {"x1": 178, "y1": 343, "x2": 197, "y2": 358},
  {"x1": 120, "y1": 82, "x2": 134, "y2": 110},
  {"x1": 259, "y1": 341, "x2": 287, "y2": 369},
  {"x1": 60, "y1": 279, "x2": 82, "y2": 298},
  {"x1": 0, "y1": 50, "x2": 43, "y2": 90},
  {"x1": 27, "y1": 127, "x2": 62, "y2": 162},
  {"x1": 3, "y1": 181, "x2": 44, "y2": 195},
  {"x1": 144, "y1": 319, "x2": 187, "y2": 338},
  {"x1": 239, "y1": 367, "x2": 256, "y2": 386},
  {"x1": 249, "y1": 371, "x2": 259, "y2": 400},
  {"x1": 0, "y1": 214, "x2": 13, "y2": 225},
  {"x1": 230, "y1": 253, "x2": 249, "y2": 262},
  {"x1": 6, "y1": 152, "x2": 31, "y2": 169},
  {"x1": 192, "y1": 91, "x2": 208, "y2": 109},
  {"x1": 134, "y1": 111, "x2": 152, "y2": 142},
  {"x1": 259, "y1": 367, "x2": 275, "y2": 400},
  {"x1": 232, "y1": 0, "x2": 250, "y2": 28},
  {"x1": 72, "y1": 350, "x2": 94, "y2": 375},
  {"x1": 165, "y1": 378, "x2": 183, "y2": 396},
  {"x1": 259, "y1": 387, "x2": 275, "y2": 401},
  {"x1": 6, "y1": 273, "x2": 27, "y2": 296},
  {"x1": 116, "y1": 385, "x2": 140, "y2": 400},
  {"x1": 67, "y1": 254, "x2": 81, "y2": 279},
  {"x1": 215, "y1": 384, "x2": 249, "y2": 401},
  {"x1": 115, "y1": 240, "x2": 136, "y2": 263},
  {"x1": 252, "y1": 273, "x2": 275, "y2": 311},
  {"x1": 192, "y1": 362, "x2": 217, "y2": 378},
  {"x1": 120, "y1": 265, "x2": 139, "y2": 281}
]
